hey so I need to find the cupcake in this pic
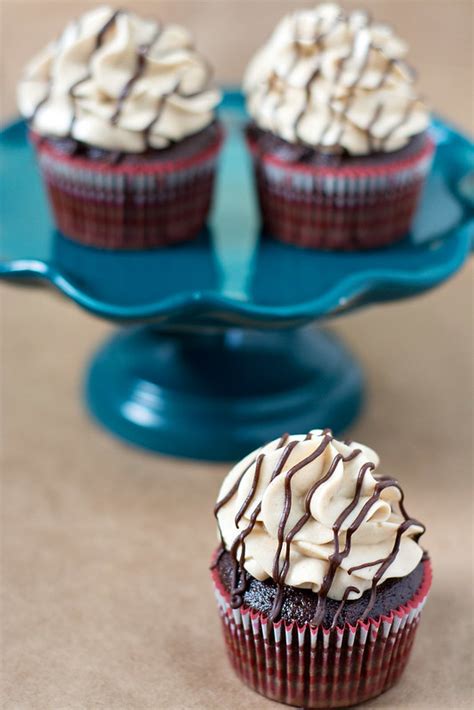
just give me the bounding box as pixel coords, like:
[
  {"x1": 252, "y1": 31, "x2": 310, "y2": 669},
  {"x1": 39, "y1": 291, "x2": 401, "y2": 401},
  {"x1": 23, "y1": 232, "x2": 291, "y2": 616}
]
[
  {"x1": 243, "y1": 4, "x2": 435, "y2": 250},
  {"x1": 212, "y1": 430, "x2": 431, "y2": 708},
  {"x1": 17, "y1": 6, "x2": 222, "y2": 249}
]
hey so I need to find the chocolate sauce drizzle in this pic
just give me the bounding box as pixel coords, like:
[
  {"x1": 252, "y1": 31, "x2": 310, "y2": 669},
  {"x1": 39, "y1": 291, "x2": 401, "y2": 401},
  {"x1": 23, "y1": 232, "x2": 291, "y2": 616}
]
[
  {"x1": 110, "y1": 23, "x2": 163, "y2": 125},
  {"x1": 29, "y1": 9, "x2": 214, "y2": 155},
  {"x1": 263, "y1": 8, "x2": 418, "y2": 153},
  {"x1": 214, "y1": 430, "x2": 425, "y2": 627},
  {"x1": 66, "y1": 10, "x2": 123, "y2": 137},
  {"x1": 30, "y1": 10, "x2": 124, "y2": 130},
  {"x1": 331, "y1": 585, "x2": 360, "y2": 629}
]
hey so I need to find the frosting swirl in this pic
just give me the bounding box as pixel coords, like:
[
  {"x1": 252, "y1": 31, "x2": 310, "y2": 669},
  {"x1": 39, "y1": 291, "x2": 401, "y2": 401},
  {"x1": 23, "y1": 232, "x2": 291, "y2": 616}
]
[
  {"x1": 243, "y1": 3, "x2": 429, "y2": 155},
  {"x1": 17, "y1": 6, "x2": 221, "y2": 152},
  {"x1": 215, "y1": 430, "x2": 424, "y2": 622}
]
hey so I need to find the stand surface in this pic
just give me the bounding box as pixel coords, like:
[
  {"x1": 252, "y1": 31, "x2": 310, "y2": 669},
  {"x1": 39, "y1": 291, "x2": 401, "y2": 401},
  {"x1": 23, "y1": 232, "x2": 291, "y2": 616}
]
[{"x1": 1, "y1": 91, "x2": 472, "y2": 459}]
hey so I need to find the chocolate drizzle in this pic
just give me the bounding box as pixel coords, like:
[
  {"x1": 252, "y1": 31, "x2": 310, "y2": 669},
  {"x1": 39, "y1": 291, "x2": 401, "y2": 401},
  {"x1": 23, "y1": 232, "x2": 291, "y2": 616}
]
[
  {"x1": 67, "y1": 10, "x2": 123, "y2": 135},
  {"x1": 215, "y1": 434, "x2": 295, "y2": 609},
  {"x1": 110, "y1": 23, "x2": 163, "y2": 125},
  {"x1": 310, "y1": 460, "x2": 375, "y2": 626},
  {"x1": 331, "y1": 585, "x2": 360, "y2": 629},
  {"x1": 260, "y1": 6, "x2": 419, "y2": 154},
  {"x1": 269, "y1": 434, "x2": 334, "y2": 621},
  {"x1": 214, "y1": 430, "x2": 425, "y2": 627},
  {"x1": 293, "y1": 13, "x2": 339, "y2": 140},
  {"x1": 366, "y1": 103, "x2": 384, "y2": 152},
  {"x1": 27, "y1": 8, "x2": 216, "y2": 156},
  {"x1": 380, "y1": 98, "x2": 416, "y2": 147}
]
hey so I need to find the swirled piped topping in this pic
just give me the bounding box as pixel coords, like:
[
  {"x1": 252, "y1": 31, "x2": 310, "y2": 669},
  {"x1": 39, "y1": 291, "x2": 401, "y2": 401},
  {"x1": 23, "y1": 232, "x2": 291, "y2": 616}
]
[
  {"x1": 17, "y1": 6, "x2": 221, "y2": 152},
  {"x1": 215, "y1": 430, "x2": 425, "y2": 625},
  {"x1": 243, "y1": 3, "x2": 429, "y2": 155}
]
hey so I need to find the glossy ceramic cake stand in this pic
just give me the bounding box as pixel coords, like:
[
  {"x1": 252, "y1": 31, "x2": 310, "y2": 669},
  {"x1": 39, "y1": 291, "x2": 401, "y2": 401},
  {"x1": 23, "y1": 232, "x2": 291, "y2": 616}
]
[{"x1": 1, "y1": 91, "x2": 473, "y2": 460}]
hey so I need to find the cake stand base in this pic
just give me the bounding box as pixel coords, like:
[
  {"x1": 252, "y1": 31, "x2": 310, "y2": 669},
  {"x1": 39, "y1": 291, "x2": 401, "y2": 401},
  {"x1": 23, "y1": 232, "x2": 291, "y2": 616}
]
[{"x1": 84, "y1": 326, "x2": 364, "y2": 461}]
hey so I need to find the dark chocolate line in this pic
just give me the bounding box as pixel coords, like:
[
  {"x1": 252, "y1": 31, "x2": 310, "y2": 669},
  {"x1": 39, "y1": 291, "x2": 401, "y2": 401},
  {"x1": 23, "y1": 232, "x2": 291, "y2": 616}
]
[
  {"x1": 269, "y1": 445, "x2": 362, "y2": 622},
  {"x1": 331, "y1": 585, "x2": 360, "y2": 629},
  {"x1": 214, "y1": 457, "x2": 258, "y2": 517},
  {"x1": 311, "y1": 461, "x2": 375, "y2": 626},
  {"x1": 316, "y1": 11, "x2": 371, "y2": 149},
  {"x1": 111, "y1": 22, "x2": 162, "y2": 125},
  {"x1": 361, "y1": 517, "x2": 422, "y2": 620},
  {"x1": 293, "y1": 13, "x2": 343, "y2": 142},
  {"x1": 67, "y1": 10, "x2": 123, "y2": 135},
  {"x1": 347, "y1": 557, "x2": 389, "y2": 574},
  {"x1": 227, "y1": 439, "x2": 299, "y2": 608},
  {"x1": 267, "y1": 17, "x2": 306, "y2": 127},
  {"x1": 380, "y1": 98, "x2": 416, "y2": 148},
  {"x1": 374, "y1": 55, "x2": 396, "y2": 89},
  {"x1": 213, "y1": 433, "x2": 291, "y2": 607},
  {"x1": 234, "y1": 455, "x2": 263, "y2": 526},
  {"x1": 269, "y1": 433, "x2": 334, "y2": 620},
  {"x1": 270, "y1": 443, "x2": 352, "y2": 609},
  {"x1": 30, "y1": 9, "x2": 214, "y2": 156},
  {"x1": 366, "y1": 102, "x2": 384, "y2": 151},
  {"x1": 209, "y1": 543, "x2": 226, "y2": 571},
  {"x1": 265, "y1": 9, "x2": 417, "y2": 153},
  {"x1": 276, "y1": 432, "x2": 291, "y2": 449},
  {"x1": 214, "y1": 433, "x2": 289, "y2": 518},
  {"x1": 141, "y1": 52, "x2": 214, "y2": 148},
  {"x1": 216, "y1": 429, "x2": 425, "y2": 627}
]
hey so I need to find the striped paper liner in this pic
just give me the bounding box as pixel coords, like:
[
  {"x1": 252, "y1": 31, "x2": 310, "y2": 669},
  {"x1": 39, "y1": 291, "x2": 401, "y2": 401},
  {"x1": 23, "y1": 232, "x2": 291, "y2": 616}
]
[
  {"x1": 211, "y1": 556, "x2": 432, "y2": 709},
  {"x1": 32, "y1": 127, "x2": 223, "y2": 250},
  {"x1": 246, "y1": 132, "x2": 435, "y2": 251}
]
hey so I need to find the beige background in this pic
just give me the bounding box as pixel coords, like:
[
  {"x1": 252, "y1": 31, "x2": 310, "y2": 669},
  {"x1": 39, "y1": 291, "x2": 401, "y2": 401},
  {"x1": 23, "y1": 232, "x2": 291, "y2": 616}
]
[{"x1": 1, "y1": 1, "x2": 473, "y2": 709}]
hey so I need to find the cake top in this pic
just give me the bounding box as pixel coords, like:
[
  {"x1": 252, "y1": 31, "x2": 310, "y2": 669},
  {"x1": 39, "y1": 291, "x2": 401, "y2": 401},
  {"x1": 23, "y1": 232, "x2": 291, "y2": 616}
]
[
  {"x1": 215, "y1": 430, "x2": 425, "y2": 624},
  {"x1": 243, "y1": 3, "x2": 429, "y2": 155},
  {"x1": 17, "y1": 5, "x2": 221, "y2": 153}
]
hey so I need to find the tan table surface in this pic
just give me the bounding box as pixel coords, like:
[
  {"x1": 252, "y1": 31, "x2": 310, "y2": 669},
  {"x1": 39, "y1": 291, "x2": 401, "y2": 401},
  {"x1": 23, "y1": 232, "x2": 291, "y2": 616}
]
[{"x1": 1, "y1": 2, "x2": 473, "y2": 709}]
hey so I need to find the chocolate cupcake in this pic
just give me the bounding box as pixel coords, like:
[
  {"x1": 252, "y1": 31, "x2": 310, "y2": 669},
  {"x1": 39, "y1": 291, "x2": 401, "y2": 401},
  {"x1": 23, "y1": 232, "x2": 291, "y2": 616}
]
[
  {"x1": 243, "y1": 4, "x2": 435, "y2": 250},
  {"x1": 17, "y1": 6, "x2": 222, "y2": 249},
  {"x1": 212, "y1": 430, "x2": 431, "y2": 708}
]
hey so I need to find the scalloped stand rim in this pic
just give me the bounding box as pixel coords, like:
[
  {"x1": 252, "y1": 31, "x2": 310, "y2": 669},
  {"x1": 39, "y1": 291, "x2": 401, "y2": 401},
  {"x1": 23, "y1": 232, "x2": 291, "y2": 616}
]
[{"x1": 1, "y1": 92, "x2": 472, "y2": 460}]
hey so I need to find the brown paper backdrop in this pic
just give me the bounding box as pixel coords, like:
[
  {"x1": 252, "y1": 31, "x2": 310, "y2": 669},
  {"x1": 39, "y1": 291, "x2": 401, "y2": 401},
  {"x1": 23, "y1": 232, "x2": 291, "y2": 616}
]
[{"x1": 1, "y1": 1, "x2": 473, "y2": 708}]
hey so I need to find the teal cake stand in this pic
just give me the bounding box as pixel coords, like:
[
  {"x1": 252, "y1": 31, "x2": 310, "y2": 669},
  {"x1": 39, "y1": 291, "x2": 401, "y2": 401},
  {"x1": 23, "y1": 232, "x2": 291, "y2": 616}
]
[{"x1": 1, "y1": 91, "x2": 473, "y2": 460}]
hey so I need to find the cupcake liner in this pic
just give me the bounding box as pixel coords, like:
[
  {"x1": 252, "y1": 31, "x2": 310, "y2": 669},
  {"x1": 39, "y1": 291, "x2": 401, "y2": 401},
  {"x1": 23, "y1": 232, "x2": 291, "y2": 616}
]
[
  {"x1": 32, "y1": 127, "x2": 223, "y2": 250},
  {"x1": 246, "y1": 132, "x2": 435, "y2": 251},
  {"x1": 211, "y1": 556, "x2": 432, "y2": 709}
]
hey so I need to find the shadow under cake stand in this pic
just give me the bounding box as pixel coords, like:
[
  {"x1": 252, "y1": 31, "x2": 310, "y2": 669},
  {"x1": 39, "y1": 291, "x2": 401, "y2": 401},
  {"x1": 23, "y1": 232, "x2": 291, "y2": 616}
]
[{"x1": 1, "y1": 91, "x2": 473, "y2": 461}]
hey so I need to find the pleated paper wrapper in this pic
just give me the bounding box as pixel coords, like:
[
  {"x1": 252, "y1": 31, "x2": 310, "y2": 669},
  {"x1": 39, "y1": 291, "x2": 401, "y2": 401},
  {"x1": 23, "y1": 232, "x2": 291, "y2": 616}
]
[
  {"x1": 247, "y1": 132, "x2": 435, "y2": 251},
  {"x1": 32, "y1": 128, "x2": 223, "y2": 250},
  {"x1": 212, "y1": 557, "x2": 432, "y2": 709}
]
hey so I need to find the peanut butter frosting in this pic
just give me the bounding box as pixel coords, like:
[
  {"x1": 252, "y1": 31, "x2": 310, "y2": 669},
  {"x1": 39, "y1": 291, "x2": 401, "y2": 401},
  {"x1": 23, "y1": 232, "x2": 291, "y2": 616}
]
[
  {"x1": 17, "y1": 6, "x2": 221, "y2": 153},
  {"x1": 215, "y1": 430, "x2": 425, "y2": 624},
  {"x1": 243, "y1": 3, "x2": 429, "y2": 155}
]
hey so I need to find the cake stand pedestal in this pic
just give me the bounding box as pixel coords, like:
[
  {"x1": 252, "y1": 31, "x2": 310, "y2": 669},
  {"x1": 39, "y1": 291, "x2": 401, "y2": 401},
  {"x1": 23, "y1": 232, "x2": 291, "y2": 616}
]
[
  {"x1": 85, "y1": 326, "x2": 362, "y2": 460},
  {"x1": 1, "y1": 91, "x2": 472, "y2": 460}
]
